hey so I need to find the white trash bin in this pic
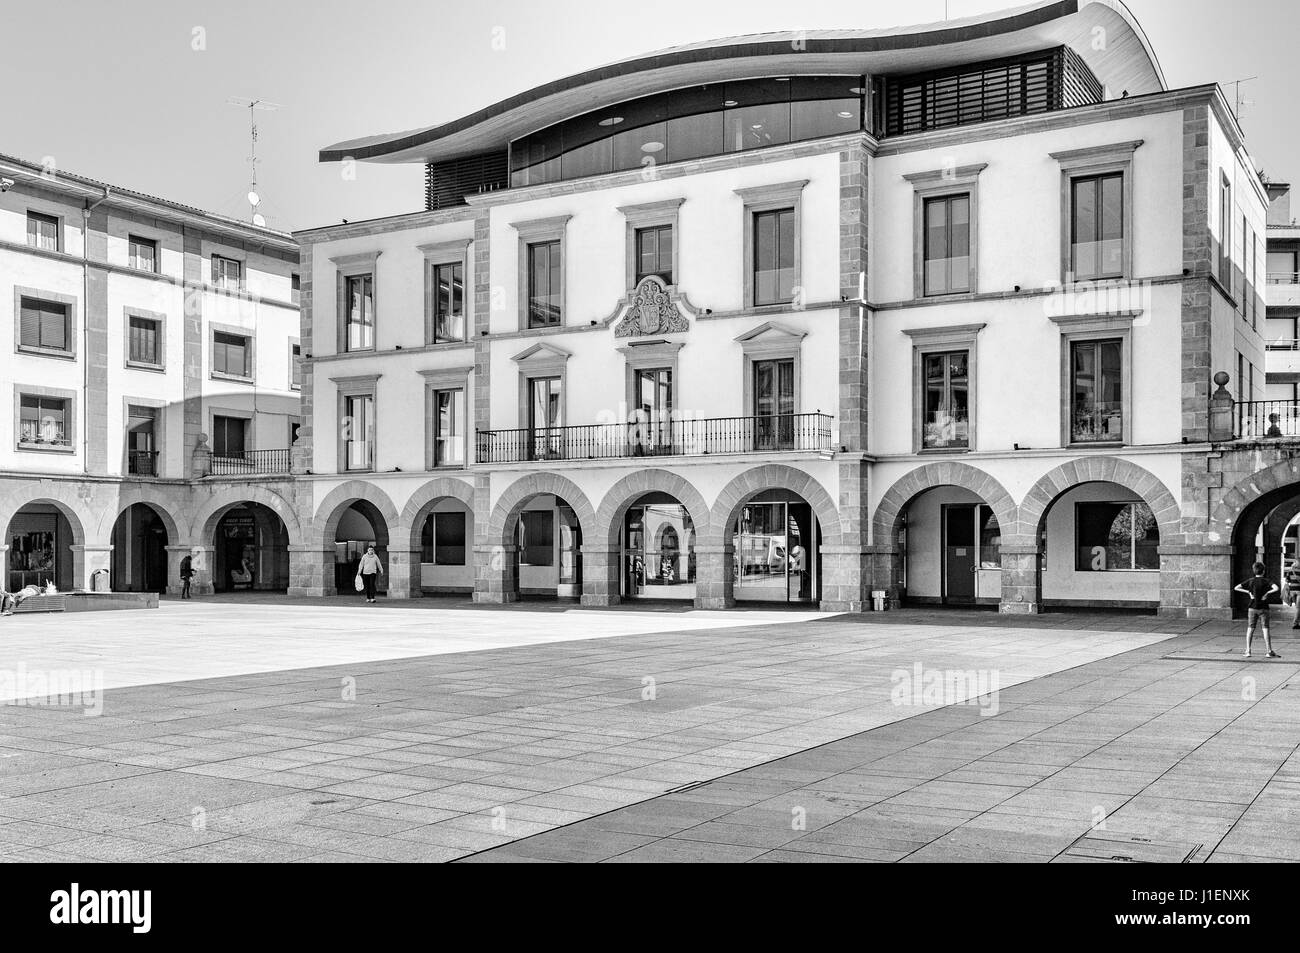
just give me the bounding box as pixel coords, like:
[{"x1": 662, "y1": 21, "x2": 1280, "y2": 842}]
[{"x1": 871, "y1": 590, "x2": 887, "y2": 612}]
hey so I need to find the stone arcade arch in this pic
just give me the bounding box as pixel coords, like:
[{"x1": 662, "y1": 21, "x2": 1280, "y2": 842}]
[
  {"x1": 1013, "y1": 456, "x2": 1181, "y2": 614},
  {"x1": 399, "y1": 478, "x2": 477, "y2": 598},
  {"x1": 480, "y1": 473, "x2": 596, "y2": 604},
  {"x1": 871, "y1": 462, "x2": 1017, "y2": 610},
  {"x1": 0, "y1": 483, "x2": 92, "y2": 592},
  {"x1": 314, "y1": 481, "x2": 401, "y2": 598},
  {"x1": 705, "y1": 464, "x2": 842, "y2": 609},
  {"x1": 591, "y1": 469, "x2": 710, "y2": 606}
]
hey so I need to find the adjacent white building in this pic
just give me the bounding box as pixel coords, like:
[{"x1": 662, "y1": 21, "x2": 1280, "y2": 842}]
[{"x1": 0, "y1": 153, "x2": 302, "y2": 596}]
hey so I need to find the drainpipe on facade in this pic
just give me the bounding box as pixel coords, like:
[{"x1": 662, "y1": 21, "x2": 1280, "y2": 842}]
[{"x1": 81, "y1": 187, "x2": 110, "y2": 473}]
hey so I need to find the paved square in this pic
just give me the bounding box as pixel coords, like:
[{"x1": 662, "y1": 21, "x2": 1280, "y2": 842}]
[{"x1": 1, "y1": 600, "x2": 1290, "y2": 863}]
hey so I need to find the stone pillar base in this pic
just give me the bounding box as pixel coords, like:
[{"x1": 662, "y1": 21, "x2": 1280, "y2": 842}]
[
  {"x1": 70, "y1": 544, "x2": 114, "y2": 592},
  {"x1": 693, "y1": 544, "x2": 734, "y2": 610}
]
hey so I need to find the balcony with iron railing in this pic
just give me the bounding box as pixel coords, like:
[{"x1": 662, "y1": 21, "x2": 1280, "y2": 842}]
[
  {"x1": 476, "y1": 413, "x2": 835, "y2": 464},
  {"x1": 127, "y1": 450, "x2": 159, "y2": 476},
  {"x1": 208, "y1": 448, "x2": 292, "y2": 476}
]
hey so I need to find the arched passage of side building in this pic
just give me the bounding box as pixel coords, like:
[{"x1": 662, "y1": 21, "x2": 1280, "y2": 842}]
[
  {"x1": 1015, "y1": 457, "x2": 1181, "y2": 614},
  {"x1": 706, "y1": 464, "x2": 842, "y2": 609},
  {"x1": 872, "y1": 462, "x2": 1018, "y2": 611},
  {"x1": 591, "y1": 470, "x2": 709, "y2": 606},
  {"x1": 0, "y1": 487, "x2": 92, "y2": 593},
  {"x1": 189, "y1": 485, "x2": 302, "y2": 596},
  {"x1": 479, "y1": 473, "x2": 596, "y2": 604}
]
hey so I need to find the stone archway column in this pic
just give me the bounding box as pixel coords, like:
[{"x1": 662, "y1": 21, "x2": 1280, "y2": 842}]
[
  {"x1": 819, "y1": 544, "x2": 868, "y2": 613},
  {"x1": 289, "y1": 546, "x2": 332, "y2": 598},
  {"x1": 70, "y1": 544, "x2": 113, "y2": 593},
  {"x1": 1158, "y1": 545, "x2": 1233, "y2": 619},
  {"x1": 868, "y1": 544, "x2": 902, "y2": 610},
  {"x1": 580, "y1": 544, "x2": 620, "y2": 607},
  {"x1": 474, "y1": 543, "x2": 518, "y2": 604},
  {"x1": 164, "y1": 545, "x2": 193, "y2": 596},
  {"x1": 999, "y1": 542, "x2": 1041, "y2": 615},
  {"x1": 0, "y1": 545, "x2": 7, "y2": 590},
  {"x1": 694, "y1": 543, "x2": 734, "y2": 609},
  {"x1": 385, "y1": 548, "x2": 421, "y2": 601}
]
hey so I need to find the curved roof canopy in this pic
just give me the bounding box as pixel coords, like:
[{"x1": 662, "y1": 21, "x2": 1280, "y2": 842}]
[{"x1": 320, "y1": 0, "x2": 1165, "y2": 165}]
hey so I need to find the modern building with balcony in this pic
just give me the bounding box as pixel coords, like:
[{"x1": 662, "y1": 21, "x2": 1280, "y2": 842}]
[
  {"x1": 291, "y1": 0, "x2": 1281, "y2": 617},
  {"x1": 0, "y1": 153, "x2": 302, "y2": 597}
]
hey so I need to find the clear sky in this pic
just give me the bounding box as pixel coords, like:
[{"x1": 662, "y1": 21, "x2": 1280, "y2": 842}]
[{"x1": 5, "y1": 0, "x2": 1295, "y2": 231}]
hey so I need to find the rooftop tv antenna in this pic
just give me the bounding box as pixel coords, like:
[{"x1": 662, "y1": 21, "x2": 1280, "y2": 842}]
[
  {"x1": 227, "y1": 98, "x2": 281, "y2": 226},
  {"x1": 1225, "y1": 76, "x2": 1257, "y2": 124}
]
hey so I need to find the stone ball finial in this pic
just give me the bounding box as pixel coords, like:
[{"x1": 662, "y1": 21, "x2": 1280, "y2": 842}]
[{"x1": 1214, "y1": 371, "x2": 1230, "y2": 388}]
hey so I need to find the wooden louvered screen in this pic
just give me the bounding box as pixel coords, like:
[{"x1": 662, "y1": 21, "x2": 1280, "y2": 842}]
[
  {"x1": 883, "y1": 47, "x2": 1101, "y2": 137},
  {"x1": 19, "y1": 296, "x2": 69, "y2": 351},
  {"x1": 425, "y1": 151, "x2": 509, "y2": 210}
]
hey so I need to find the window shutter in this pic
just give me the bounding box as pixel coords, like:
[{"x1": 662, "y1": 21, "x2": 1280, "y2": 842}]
[
  {"x1": 42, "y1": 303, "x2": 66, "y2": 350},
  {"x1": 20, "y1": 299, "x2": 39, "y2": 346}
]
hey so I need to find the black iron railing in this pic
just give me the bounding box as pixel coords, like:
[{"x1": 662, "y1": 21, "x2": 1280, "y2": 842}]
[
  {"x1": 209, "y1": 448, "x2": 292, "y2": 475},
  {"x1": 127, "y1": 450, "x2": 159, "y2": 476},
  {"x1": 1237, "y1": 400, "x2": 1300, "y2": 440},
  {"x1": 477, "y1": 413, "x2": 834, "y2": 464}
]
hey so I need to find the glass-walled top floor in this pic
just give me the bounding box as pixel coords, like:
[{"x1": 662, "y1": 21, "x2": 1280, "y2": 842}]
[{"x1": 509, "y1": 76, "x2": 865, "y2": 187}]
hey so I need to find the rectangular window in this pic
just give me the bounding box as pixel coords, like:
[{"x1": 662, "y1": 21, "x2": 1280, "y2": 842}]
[
  {"x1": 635, "y1": 225, "x2": 674, "y2": 285},
  {"x1": 753, "y1": 208, "x2": 796, "y2": 306},
  {"x1": 128, "y1": 235, "x2": 158, "y2": 273},
  {"x1": 432, "y1": 388, "x2": 465, "y2": 467},
  {"x1": 291, "y1": 273, "x2": 301, "y2": 305},
  {"x1": 922, "y1": 350, "x2": 970, "y2": 449},
  {"x1": 345, "y1": 274, "x2": 375, "y2": 350},
  {"x1": 26, "y1": 212, "x2": 59, "y2": 251},
  {"x1": 211, "y1": 415, "x2": 247, "y2": 458},
  {"x1": 18, "y1": 395, "x2": 69, "y2": 447},
  {"x1": 1076, "y1": 501, "x2": 1159, "y2": 571},
  {"x1": 1070, "y1": 339, "x2": 1123, "y2": 443},
  {"x1": 128, "y1": 315, "x2": 161, "y2": 366},
  {"x1": 126, "y1": 405, "x2": 157, "y2": 476},
  {"x1": 527, "y1": 241, "x2": 562, "y2": 328},
  {"x1": 422, "y1": 512, "x2": 467, "y2": 565},
  {"x1": 923, "y1": 195, "x2": 971, "y2": 295},
  {"x1": 1219, "y1": 175, "x2": 1232, "y2": 288},
  {"x1": 344, "y1": 394, "x2": 375, "y2": 471},
  {"x1": 518, "y1": 510, "x2": 554, "y2": 567},
  {"x1": 213, "y1": 255, "x2": 242, "y2": 291},
  {"x1": 433, "y1": 262, "x2": 466, "y2": 341},
  {"x1": 290, "y1": 343, "x2": 302, "y2": 390},
  {"x1": 1070, "y1": 173, "x2": 1124, "y2": 279},
  {"x1": 212, "y1": 330, "x2": 252, "y2": 378},
  {"x1": 19, "y1": 296, "x2": 70, "y2": 353}
]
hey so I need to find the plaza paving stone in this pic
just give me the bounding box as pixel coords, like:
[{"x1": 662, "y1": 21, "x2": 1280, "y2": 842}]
[
  {"x1": 0, "y1": 600, "x2": 1292, "y2": 863},
  {"x1": 463, "y1": 623, "x2": 1300, "y2": 863}
]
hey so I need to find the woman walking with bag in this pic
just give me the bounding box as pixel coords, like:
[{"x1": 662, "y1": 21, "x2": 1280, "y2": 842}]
[{"x1": 357, "y1": 545, "x2": 384, "y2": 603}]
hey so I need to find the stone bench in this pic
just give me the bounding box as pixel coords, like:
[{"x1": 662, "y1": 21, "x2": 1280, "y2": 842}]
[{"x1": 12, "y1": 595, "x2": 67, "y2": 614}]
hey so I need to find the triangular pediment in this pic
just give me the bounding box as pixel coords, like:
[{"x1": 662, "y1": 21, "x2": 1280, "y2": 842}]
[
  {"x1": 733, "y1": 321, "x2": 807, "y2": 344},
  {"x1": 511, "y1": 342, "x2": 572, "y2": 364}
]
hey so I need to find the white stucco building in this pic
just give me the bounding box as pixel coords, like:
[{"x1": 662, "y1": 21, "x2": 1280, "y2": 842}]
[
  {"x1": 0, "y1": 153, "x2": 302, "y2": 597},
  {"x1": 290, "y1": 0, "x2": 1275, "y2": 618}
]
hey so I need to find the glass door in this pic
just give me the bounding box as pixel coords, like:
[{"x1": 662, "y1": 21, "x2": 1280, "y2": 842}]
[
  {"x1": 632, "y1": 367, "x2": 672, "y2": 455},
  {"x1": 528, "y1": 377, "x2": 562, "y2": 460},
  {"x1": 734, "y1": 495, "x2": 817, "y2": 604},
  {"x1": 754, "y1": 359, "x2": 795, "y2": 450},
  {"x1": 623, "y1": 502, "x2": 696, "y2": 600}
]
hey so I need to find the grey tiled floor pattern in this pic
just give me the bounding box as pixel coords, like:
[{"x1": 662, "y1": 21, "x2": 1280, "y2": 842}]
[
  {"x1": 462, "y1": 629, "x2": 1300, "y2": 863},
  {"x1": 0, "y1": 607, "x2": 1287, "y2": 863}
]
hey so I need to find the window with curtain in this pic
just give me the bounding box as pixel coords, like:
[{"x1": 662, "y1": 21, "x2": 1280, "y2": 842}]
[
  {"x1": 129, "y1": 235, "x2": 157, "y2": 272},
  {"x1": 344, "y1": 394, "x2": 375, "y2": 471},
  {"x1": 433, "y1": 261, "x2": 465, "y2": 341},
  {"x1": 26, "y1": 212, "x2": 59, "y2": 251},
  {"x1": 922, "y1": 350, "x2": 970, "y2": 449},
  {"x1": 18, "y1": 395, "x2": 69, "y2": 446},
  {"x1": 432, "y1": 388, "x2": 464, "y2": 467},
  {"x1": 345, "y1": 274, "x2": 375, "y2": 350},
  {"x1": 213, "y1": 255, "x2": 243, "y2": 291},
  {"x1": 1070, "y1": 339, "x2": 1122, "y2": 443},
  {"x1": 635, "y1": 225, "x2": 674, "y2": 285}
]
